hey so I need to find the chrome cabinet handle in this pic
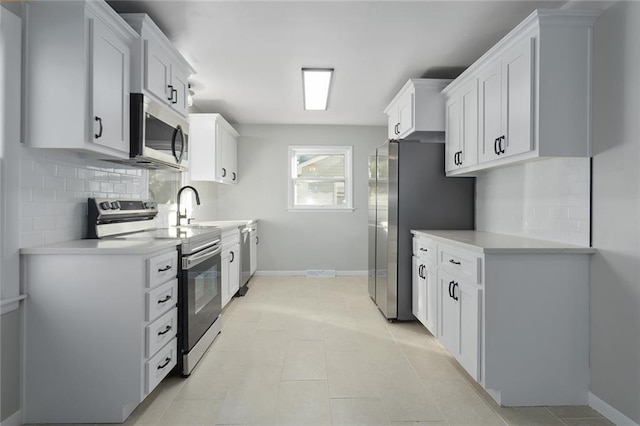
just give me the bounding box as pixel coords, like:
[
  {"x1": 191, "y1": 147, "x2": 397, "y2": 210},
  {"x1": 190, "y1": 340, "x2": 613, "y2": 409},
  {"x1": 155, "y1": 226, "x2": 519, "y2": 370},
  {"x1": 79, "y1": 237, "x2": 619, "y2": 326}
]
[
  {"x1": 449, "y1": 259, "x2": 461, "y2": 265},
  {"x1": 158, "y1": 265, "x2": 172, "y2": 272},
  {"x1": 167, "y1": 85, "x2": 174, "y2": 101},
  {"x1": 230, "y1": 251, "x2": 235, "y2": 263}
]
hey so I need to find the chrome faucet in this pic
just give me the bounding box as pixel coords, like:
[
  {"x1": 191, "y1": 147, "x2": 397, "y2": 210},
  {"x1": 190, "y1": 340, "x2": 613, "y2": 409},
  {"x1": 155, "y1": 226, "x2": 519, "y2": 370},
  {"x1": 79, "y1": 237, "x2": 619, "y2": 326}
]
[{"x1": 176, "y1": 185, "x2": 201, "y2": 226}]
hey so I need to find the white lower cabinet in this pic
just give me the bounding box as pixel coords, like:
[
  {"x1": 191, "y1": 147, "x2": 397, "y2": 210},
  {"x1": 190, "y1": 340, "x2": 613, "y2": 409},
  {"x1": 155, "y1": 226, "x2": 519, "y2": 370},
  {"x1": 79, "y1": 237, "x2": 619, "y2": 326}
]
[
  {"x1": 221, "y1": 228, "x2": 240, "y2": 308},
  {"x1": 21, "y1": 246, "x2": 179, "y2": 423},
  {"x1": 411, "y1": 230, "x2": 593, "y2": 406},
  {"x1": 412, "y1": 237, "x2": 437, "y2": 334},
  {"x1": 437, "y1": 269, "x2": 481, "y2": 381}
]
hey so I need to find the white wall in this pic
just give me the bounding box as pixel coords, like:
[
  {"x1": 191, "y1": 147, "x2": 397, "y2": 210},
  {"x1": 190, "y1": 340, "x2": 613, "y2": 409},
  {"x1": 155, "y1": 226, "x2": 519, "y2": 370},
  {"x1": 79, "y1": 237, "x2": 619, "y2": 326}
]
[
  {"x1": 190, "y1": 124, "x2": 385, "y2": 273},
  {"x1": 476, "y1": 158, "x2": 591, "y2": 246},
  {"x1": 589, "y1": 1, "x2": 640, "y2": 423}
]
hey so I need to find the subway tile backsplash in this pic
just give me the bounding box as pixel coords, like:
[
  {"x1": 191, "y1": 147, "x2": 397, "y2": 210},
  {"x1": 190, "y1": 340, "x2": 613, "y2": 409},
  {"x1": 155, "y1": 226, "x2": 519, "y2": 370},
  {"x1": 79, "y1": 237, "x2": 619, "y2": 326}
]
[
  {"x1": 20, "y1": 148, "x2": 148, "y2": 247},
  {"x1": 475, "y1": 157, "x2": 591, "y2": 246}
]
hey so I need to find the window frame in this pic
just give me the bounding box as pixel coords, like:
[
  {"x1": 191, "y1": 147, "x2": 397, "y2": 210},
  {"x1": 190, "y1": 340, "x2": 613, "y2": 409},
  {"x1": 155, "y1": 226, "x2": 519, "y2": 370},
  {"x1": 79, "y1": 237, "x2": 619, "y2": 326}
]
[{"x1": 287, "y1": 145, "x2": 354, "y2": 212}]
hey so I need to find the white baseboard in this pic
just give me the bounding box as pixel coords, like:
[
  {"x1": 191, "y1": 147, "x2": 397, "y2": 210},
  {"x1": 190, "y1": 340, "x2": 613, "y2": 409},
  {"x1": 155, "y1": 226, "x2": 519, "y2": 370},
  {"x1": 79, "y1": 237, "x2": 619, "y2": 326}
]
[
  {"x1": 254, "y1": 270, "x2": 367, "y2": 277},
  {"x1": 589, "y1": 392, "x2": 639, "y2": 426},
  {"x1": 0, "y1": 410, "x2": 22, "y2": 426}
]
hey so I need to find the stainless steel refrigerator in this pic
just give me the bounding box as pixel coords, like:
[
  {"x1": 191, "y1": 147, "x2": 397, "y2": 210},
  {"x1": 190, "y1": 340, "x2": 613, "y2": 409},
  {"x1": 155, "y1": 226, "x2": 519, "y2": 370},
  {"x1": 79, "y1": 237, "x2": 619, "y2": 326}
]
[{"x1": 368, "y1": 140, "x2": 475, "y2": 320}]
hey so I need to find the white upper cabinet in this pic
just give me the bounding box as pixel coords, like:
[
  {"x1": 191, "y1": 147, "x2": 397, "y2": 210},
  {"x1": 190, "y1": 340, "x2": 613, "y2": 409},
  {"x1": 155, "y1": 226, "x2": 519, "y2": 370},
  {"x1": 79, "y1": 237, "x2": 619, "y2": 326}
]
[
  {"x1": 443, "y1": 9, "x2": 600, "y2": 176},
  {"x1": 384, "y1": 79, "x2": 451, "y2": 142},
  {"x1": 120, "y1": 14, "x2": 195, "y2": 118},
  {"x1": 445, "y1": 79, "x2": 478, "y2": 173},
  {"x1": 189, "y1": 114, "x2": 240, "y2": 184},
  {"x1": 478, "y1": 37, "x2": 534, "y2": 164},
  {"x1": 24, "y1": 1, "x2": 137, "y2": 159}
]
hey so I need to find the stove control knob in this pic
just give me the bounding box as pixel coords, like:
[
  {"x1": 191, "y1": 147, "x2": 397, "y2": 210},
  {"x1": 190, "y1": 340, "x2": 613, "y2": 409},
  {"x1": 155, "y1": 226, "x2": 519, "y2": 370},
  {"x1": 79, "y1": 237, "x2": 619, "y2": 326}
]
[
  {"x1": 110, "y1": 201, "x2": 120, "y2": 210},
  {"x1": 143, "y1": 201, "x2": 155, "y2": 210},
  {"x1": 99, "y1": 201, "x2": 111, "y2": 210}
]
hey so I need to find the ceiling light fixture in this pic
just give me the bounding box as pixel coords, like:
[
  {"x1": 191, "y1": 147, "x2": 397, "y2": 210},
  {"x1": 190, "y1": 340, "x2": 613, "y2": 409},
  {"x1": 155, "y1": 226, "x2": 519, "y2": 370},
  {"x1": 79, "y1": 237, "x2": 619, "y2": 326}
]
[{"x1": 302, "y1": 68, "x2": 334, "y2": 111}]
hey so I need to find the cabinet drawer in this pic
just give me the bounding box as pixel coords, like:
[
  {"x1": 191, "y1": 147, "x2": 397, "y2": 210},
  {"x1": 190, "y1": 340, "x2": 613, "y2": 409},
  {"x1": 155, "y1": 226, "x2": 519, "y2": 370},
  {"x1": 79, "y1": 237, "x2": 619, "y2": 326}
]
[
  {"x1": 438, "y1": 244, "x2": 482, "y2": 285},
  {"x1": 147, "y1": 250, "x2": 178, "y2": 288},
  {"x1": 146, "y1": 337, "x2": 177, "y2": 394},
  {"x1": 414, "y1": 237, "x2": 437, "y2": 263},
  {"x1": 146, "y1": 308, "x2": 177, "y2": 357},
  {"x1": 146, "y1": 279, "x2": 178, "y2": 322}
]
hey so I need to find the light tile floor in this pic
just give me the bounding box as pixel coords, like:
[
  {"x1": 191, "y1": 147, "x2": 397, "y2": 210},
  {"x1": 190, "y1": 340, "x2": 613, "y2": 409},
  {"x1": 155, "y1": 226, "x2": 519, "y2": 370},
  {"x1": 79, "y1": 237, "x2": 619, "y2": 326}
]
[{"x1": 119, "y1": 276, "x2": 613, "y2": 426}]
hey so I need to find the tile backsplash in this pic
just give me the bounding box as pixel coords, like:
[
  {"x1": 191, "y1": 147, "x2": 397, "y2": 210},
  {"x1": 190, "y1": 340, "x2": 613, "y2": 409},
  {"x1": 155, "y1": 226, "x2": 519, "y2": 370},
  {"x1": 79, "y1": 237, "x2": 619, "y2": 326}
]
[
  {"x1": 20, "y1": 148, "x2": 148, "y2": 247},
  {"x1": 475, "y1": 157, "x2": 590, "y2": 246}
]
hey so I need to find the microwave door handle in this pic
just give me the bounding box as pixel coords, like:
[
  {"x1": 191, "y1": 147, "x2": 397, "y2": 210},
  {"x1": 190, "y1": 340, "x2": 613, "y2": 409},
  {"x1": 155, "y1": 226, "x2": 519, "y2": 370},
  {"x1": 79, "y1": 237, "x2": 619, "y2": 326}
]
[{"x1": 172, "y1": 125, "x2": 185, "y2": 163}]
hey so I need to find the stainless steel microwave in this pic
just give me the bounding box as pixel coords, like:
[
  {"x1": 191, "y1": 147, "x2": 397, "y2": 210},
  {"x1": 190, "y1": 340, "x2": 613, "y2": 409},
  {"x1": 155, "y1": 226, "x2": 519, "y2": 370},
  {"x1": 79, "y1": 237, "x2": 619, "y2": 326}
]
[{"x1": 127, "y1": 93, "x2": 189, "y2": 171}]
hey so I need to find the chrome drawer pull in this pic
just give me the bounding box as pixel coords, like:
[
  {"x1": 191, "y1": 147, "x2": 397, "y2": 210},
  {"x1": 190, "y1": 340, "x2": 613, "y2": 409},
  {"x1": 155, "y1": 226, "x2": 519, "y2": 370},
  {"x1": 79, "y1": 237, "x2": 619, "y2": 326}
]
[
  {"x1": 449, "y1": 259, "x2": 461, "y2": 265},
  {"x1": 157, "y1": 357, "x2": 171, "y2": 370},
  {"x1": 419, "y1": 248, "x2": 428, "y2": 252},
  {"x1": 157, "y1": 265, "x2": 172, "y2": 272},
  {"x1": 158, "y1": 325, "x2": 172, "y2": 336}
]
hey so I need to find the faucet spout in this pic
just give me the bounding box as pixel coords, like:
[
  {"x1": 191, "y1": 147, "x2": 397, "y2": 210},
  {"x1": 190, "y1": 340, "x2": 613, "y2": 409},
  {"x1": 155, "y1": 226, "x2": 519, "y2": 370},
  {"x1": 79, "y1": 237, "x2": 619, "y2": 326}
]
[{"x1": 176, "y1": 185, "x2": 201, "y2": 226}]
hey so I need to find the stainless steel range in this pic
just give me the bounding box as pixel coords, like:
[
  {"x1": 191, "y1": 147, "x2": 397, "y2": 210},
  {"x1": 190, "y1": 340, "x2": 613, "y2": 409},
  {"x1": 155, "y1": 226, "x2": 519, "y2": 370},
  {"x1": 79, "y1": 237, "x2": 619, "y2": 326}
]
[{"x1": 87, "y1": 198, "x2": 223, "y2": 376}]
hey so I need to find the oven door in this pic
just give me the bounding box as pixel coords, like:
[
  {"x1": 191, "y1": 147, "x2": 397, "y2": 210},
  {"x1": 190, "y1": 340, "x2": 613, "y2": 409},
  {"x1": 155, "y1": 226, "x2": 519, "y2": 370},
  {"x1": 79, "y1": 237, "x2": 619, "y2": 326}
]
[{"x1": 180, "y1": 244, "x2": 222, "y2": 352}]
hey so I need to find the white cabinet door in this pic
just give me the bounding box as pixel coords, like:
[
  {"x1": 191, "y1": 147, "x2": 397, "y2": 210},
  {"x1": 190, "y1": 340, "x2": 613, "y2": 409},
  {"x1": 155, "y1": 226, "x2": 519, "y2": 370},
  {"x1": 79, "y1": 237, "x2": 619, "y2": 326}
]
[
  {"x1": 170, "y1": 66, "x2": 190, "y2": 117},
  {"x1": 438, "y1": 270, "x2": 460, "y2": 355},
  {"x1": 229, "y1": 242, "x2": 240, "y2": 296},
  {"x1": 502, "y1": 37, "x2": 534, "y2": 159},
  {"x1": 457, "y1": 280, "x2": 480, "y2": 380},
  {"x1": 445, "y1": 96, "x2": 461, "y2": 173},
  {"x1": 438, "y1": 269, "x2": 480, "y2": 380},
  {"x1": 90, "y1": 16, "x2": 130, "y2": 154},
  {"x1": 424, "y1": 261, "x2": 438, "y2": 335},
  {"x1": 229, "y1": 135, "x2": 238, "y2": 184},
  {"x1": 478, "y1": 61, "x2": 502, "y2": 164},
  {"x1": 144, "y1": 39, "x2": 171, "y2": 104},
  {"x1": 412, "y1": 256, "x2": 421, "y2": 321},
  {"x1": 397, "y1": 91, "x2": 414, "y2": 137},
  {"x1": 479, "y1": 37, "x2": 534, "y2": 164},
  {"x1": 221, "y1": 248, "x2": 231, "y2": 307},
  {"x1": 460, "y1": 79, "x2": 479, "y2": 169},
  {"x1": 250, "y1": 230, "x2": 258, "y2": 275}
]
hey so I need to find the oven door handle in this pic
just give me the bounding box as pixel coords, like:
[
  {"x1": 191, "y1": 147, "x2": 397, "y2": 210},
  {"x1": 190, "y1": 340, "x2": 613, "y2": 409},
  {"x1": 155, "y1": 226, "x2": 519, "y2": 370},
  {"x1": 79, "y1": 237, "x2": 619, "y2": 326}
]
[{"x1": 182, "y1": 245, "x2": 221, "y2": 270}]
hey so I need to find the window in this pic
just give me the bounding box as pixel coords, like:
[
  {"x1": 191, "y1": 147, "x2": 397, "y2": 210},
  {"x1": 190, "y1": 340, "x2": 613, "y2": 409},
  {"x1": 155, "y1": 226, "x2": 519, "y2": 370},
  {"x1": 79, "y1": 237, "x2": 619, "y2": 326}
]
[{"x1": 288, "y1": 145, "x2": 353, "y2": 211}]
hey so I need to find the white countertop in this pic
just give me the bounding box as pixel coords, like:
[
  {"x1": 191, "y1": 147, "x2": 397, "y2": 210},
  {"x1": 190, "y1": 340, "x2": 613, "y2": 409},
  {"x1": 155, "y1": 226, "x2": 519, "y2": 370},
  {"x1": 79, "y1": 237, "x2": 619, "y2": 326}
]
[
  {"x1": 20, "y1": 238, "x2": 181, "y2": 255},
  {"x1": 411, "y1": 230, "x2": 596, "y2": 254},
  {"x1": 193, "y1": 219, "x2": 257, "y2": 231}
]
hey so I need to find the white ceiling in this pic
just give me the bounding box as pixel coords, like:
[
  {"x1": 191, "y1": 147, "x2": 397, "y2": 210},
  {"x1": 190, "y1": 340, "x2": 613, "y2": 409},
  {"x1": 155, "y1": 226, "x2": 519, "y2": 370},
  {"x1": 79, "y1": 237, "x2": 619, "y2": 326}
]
[{"x1": 108, "y1": 1, "x2": 568, "y2": 126}]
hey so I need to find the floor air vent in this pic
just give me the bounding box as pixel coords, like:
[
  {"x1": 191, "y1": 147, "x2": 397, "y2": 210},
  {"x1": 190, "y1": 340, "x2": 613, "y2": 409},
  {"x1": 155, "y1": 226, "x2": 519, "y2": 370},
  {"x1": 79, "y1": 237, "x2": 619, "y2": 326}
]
[{"x1": 305, "y1": 270, "x2": 336, "y2": 278}]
